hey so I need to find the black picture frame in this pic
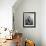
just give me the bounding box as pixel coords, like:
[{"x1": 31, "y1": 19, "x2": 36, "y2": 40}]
[{"x1": 23, "y1": 12, "x2": 36, "y2": 28}]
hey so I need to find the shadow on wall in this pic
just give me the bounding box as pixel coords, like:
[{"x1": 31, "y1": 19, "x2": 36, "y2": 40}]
[{"x1": 12, "y1": 0, "x2": 24, "y2": 11}]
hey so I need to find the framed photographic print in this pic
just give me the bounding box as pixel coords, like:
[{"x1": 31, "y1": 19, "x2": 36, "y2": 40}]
[{"x1": 23, "y1": 12, "x2": 36, "y2": 28}]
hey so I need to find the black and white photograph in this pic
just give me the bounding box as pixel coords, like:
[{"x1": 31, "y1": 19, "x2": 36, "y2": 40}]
[{"x1": 23, "y1": 12, "x2": 36, "y2": 28}]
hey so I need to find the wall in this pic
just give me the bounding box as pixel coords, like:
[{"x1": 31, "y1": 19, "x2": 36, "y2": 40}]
[
  {"x1": 41, "y1": 0, "x2": 46, "y2": 46},
  {"x1": 0, "y1": 0, "x2": 16, "y2": 30},
  {"x1": 13, "y1": 0, "x2": 46, "y2": 46}
]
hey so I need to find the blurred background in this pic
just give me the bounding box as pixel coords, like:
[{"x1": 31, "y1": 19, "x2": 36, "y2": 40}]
[{"x1": 0, "y1": 0, "x2": 46, "y2": 46}]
